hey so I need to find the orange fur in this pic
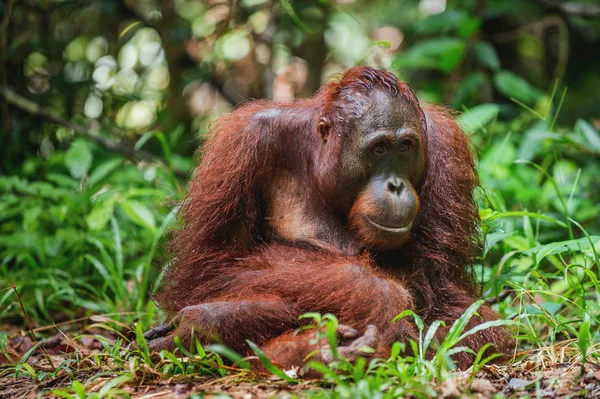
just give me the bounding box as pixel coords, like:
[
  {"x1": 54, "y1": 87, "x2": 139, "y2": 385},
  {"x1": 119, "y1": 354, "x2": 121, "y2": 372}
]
[{"x1": 152, "y1": 67, "x2": 512, "y2": 370}]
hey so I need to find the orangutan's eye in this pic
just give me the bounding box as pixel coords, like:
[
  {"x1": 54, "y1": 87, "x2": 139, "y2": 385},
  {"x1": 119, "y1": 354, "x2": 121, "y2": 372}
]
[
  {"x1": 399, "y1": 140, "x2": 413, "y2": 152},
  {"x1": 373, "y1": 143, "x2": 388, "y2": 155}
]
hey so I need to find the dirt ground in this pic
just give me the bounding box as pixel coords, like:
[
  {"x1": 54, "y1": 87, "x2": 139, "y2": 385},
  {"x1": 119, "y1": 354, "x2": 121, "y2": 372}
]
[
  {"x1": 2, "y1": 360, "x2": 600, "y2": 398},
  {"x1": 1, "y1": 332, "x2": 600, "y2": 398}
]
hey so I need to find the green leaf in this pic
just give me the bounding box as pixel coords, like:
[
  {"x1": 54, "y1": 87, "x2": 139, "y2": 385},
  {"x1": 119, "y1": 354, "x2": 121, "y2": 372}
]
[
  {"x1": 458, "y1": 104, "x2": 499, "y2": 133},
  {"x1": 134, "y1": 131, "x2": 156, "y2": 151},
  {"x1": 415, "y1": 9, "x2": 469, "y2": 34},
  {"x1": 64, "y1": 139, "x2": 93, "y2": 179},
  {"x1": 457, "y1": 319, "x2": 520, "y2": 343},
  {"x1": 518, "y1": 34, "x2": 544, "y2": 59},
  {"x1": 86, "y1": 199, "x2": 115, "y2": 231},
  {"x1": 575, "y1": 119, "x2": 600, "y2": 154},
  {"x1": 569, "y1": 218, "x2": 600, "y2": 268},
  {"x1": 49, "y1": 390, "x2": 76, "y2": 399},
  {"x1": 423, "y1": 320, "x2": 445, "y2": 353},
  {"x1": 457, "y1": 18, "x2": 481, "y2": 38},
  {"x1": 15, "y1": 341, "x2": 43, "y2": 371},
  {"x1": 0, "y1": 331, "x2": 11, "y2": 362},
  {"x1": 71, "y1": 381, "x2": 86, "y2": 399},
  {"x1": 119, "y1": 200, "x2": 156, "y2": 231},
  {"x1": 393, "y1": 309, "x2": 424, "y2": 331},
  {"x1": 394, "y1": 38, "x2": 465, "y2": 73},
  {"x1": 473, "y1": 41, "x2": 500, "y2": 71},
  {"x1": 306, "y1": 360, "x2": 343, "y2": 382},
  {"x1": 155, "y1": 131, "x2": 173, "y2": 168},
  {"x1": 87, "y1": 159, "x2": 122, "y2": 187},
  {"x1": 46, "y1": 173, "x2": 78, "y2": 189},
  {"x1": 205, "y1": 344, "x2": 250, "y2": 369},
  {"x1": 578, "y1": 319, "x2": 590, "y2": 362},
  {"x1": 439, "y1": 42, "x2": 466, "y2": 73},
  {"x1": 524, "y1": 236, "x2": 600, "y2": 265},
  {"x1": 162, "y1": 351, "x2": 183, "y2": 369},
  {"x1": 517, "y1": 122, "x2": 556, "y2": 161},
  {"x1": 97, "y1": 375, "x2": 131, "y2": 397},
  {"x1": 111, "y1": 216, "x2": 123, "y2": 275},
  {"x1": 452, "y1": 71, "x2": 486, "y2": 107},
  {"x1": 279, "y1": 0, "x2": 310, "y2": 32},
  {"x1": 485, "y1": 211, "x2": 567, "y2": 227},
  {"x1": 389, "y1": 341, "x2": 403, "y2": 360},
  {"x1": 483, "y1": 231, "x2": 513, "y2": 257},
  {"x1": 135, "y1": 322, "x2": 152, "y2": 364},
  {"x1": 85, "y1": 254, "x2": 111, "y2": 281},
  {"x1": 442, "y1": 300, "x2": 485, "y2": 348},
  {"x1": 493, "y1": 70, "x2": 543, "y2": 104},
  {"x1": 485, "y1": 0, "x2": 536, "y2": 18}
]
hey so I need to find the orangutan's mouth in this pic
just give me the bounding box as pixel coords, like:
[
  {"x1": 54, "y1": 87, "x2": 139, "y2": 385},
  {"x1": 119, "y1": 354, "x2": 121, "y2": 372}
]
[{"x1": 365, "y1": 216, "x2": 413, "y2": 234}]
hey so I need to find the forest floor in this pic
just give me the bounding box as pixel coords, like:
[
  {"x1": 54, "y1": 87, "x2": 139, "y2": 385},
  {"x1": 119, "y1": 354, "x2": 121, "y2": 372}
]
[{"x1": 1, "y1": 329, "x2": 600, "y2": 398}]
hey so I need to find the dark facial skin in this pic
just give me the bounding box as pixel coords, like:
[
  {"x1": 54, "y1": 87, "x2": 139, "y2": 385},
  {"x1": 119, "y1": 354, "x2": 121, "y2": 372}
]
[{"x1": 318, "y1": 89, "x2": 426, "y2": 250}]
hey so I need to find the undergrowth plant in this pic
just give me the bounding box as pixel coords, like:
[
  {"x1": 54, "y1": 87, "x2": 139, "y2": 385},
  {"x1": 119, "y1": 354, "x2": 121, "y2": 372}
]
[
  {"x1": 0, "y1": 145, "x2": 180, "y2": 325},
  {"x1": 468, "y1": 86, "x2": 600, "y2": 365},
  {"x1": 25, "y1": 306, "x2": 516, "y2": 398}
]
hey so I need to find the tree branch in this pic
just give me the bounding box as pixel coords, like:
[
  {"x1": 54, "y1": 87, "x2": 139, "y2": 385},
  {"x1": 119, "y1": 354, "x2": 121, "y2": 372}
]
[
  {"x1": 489, "y1": 15, "x2": 569, "y2": 84},
  {"x1": 208, "y1": 74, "x2": 242, "y2": 105},
  {"x1": 0, "y1": 0, "x2": 15, "y2": 130},
  {"x1": 0, "y1": 87, "x2": 188, "y2": 178},
  {"x1": 536, "y1": 0, "x2": 600, "y2": 17},
  {"x1": 485, "y1": 289, "x2": 513, "y2": 305}
]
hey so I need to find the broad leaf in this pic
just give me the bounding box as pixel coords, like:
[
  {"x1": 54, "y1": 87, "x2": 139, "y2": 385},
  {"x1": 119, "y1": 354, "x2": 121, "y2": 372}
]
[
  {"x1": 576, "y1": 119, "x2": 600, "y2": 154},
  {"x1": 493, "y1": 70, "x2": 543, "y2": 104},
  {"x1": 119, "y1": 200, "x2": 156, "y2": 231},
  {"x1": 65, "y1": 139, "x2": 93, "y2": 178},
  {"x1": 458, "y1": 104, "x2": 499, "y2": 133}
]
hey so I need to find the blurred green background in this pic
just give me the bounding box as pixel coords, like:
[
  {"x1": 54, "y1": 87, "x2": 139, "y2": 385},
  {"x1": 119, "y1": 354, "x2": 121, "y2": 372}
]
[{"x1": 0, "y1": 0, "x2": 599, "y2": 348}]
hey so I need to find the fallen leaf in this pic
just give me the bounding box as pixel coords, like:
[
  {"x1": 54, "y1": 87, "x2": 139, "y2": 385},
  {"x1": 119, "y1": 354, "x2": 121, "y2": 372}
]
[
  {"x1": 471, "y1": 378, "x2": 497, "y2": 393},
  {"x1": 508, "y1": 378, "x2": 535, "y2": 391},
  {"x1": 521, "y1": 361, "x2": 536, "y2": 371},
  {"x1": 440, "y1": 378, "x2": 461, "y2": 398}
]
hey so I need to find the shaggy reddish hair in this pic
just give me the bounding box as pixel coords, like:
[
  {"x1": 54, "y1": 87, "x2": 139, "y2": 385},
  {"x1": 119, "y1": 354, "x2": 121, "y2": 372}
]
[{"x1": 152, "y1": 66, "x2": 509, "y2": 368}]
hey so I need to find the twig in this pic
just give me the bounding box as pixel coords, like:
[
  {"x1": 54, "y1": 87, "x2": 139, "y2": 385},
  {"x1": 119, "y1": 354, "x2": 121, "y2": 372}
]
[
  {"x1": 0, "y1": 87, "x2": 188, "y2": 178},
  {"x1": 486, "y1": 289, "x2": 513, "y2": 305},
  {"x1": 213, "y1": 0, "x2": 238, "y2": 37},
  {"x1": 117, "y1": 0, "x2": 155, "y2": 28},
  {"x1": 9, "y1": 283, "x2": 56, "y2": 370},
  {"x1": 489, "y1": 15, "x2": 569, "y2": 85},
  {"x1": 536, "y1": 0, "x2": 600, "y2": 17},
  {"x1": 208, "y1": 74, "x2": 241, "y2": 105},
  {"x1": 444, "y1": 35, "x2": 477, "y2": 104},
  {"x1": 31, "y1": 311, "x2": 144, "y2": 333},
  {"x1": 490, "y1": 15, "x2": 563, "y2": 44}
]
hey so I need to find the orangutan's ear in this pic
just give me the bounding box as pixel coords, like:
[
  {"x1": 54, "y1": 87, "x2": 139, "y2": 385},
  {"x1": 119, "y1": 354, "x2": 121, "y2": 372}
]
[{"x1": 318, "y1": 116, "x2": 330, "y2": 142}]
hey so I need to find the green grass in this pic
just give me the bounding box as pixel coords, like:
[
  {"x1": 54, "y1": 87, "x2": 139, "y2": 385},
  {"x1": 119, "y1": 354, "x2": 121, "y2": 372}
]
[{"x1": 4, "y1": 306, "x2": 515, "y2": 398}]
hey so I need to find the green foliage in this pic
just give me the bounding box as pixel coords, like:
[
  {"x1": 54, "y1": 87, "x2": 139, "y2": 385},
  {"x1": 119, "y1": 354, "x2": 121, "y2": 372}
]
[
  {"x1": 393, "y1": 37, "x2": 466, "y2": 73},
  {"x1": 493, "y1": 71, "x2": 545, "y2": 105},
  {"x1": 471, "y1": 94, "x2": 600, "y2": 352},
  {"x1": 0, "y1": 148, "x2": 178, "y2": 324},
  {"x1": 296, "y1": 308, "x2": 516, "y2": 398}
]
